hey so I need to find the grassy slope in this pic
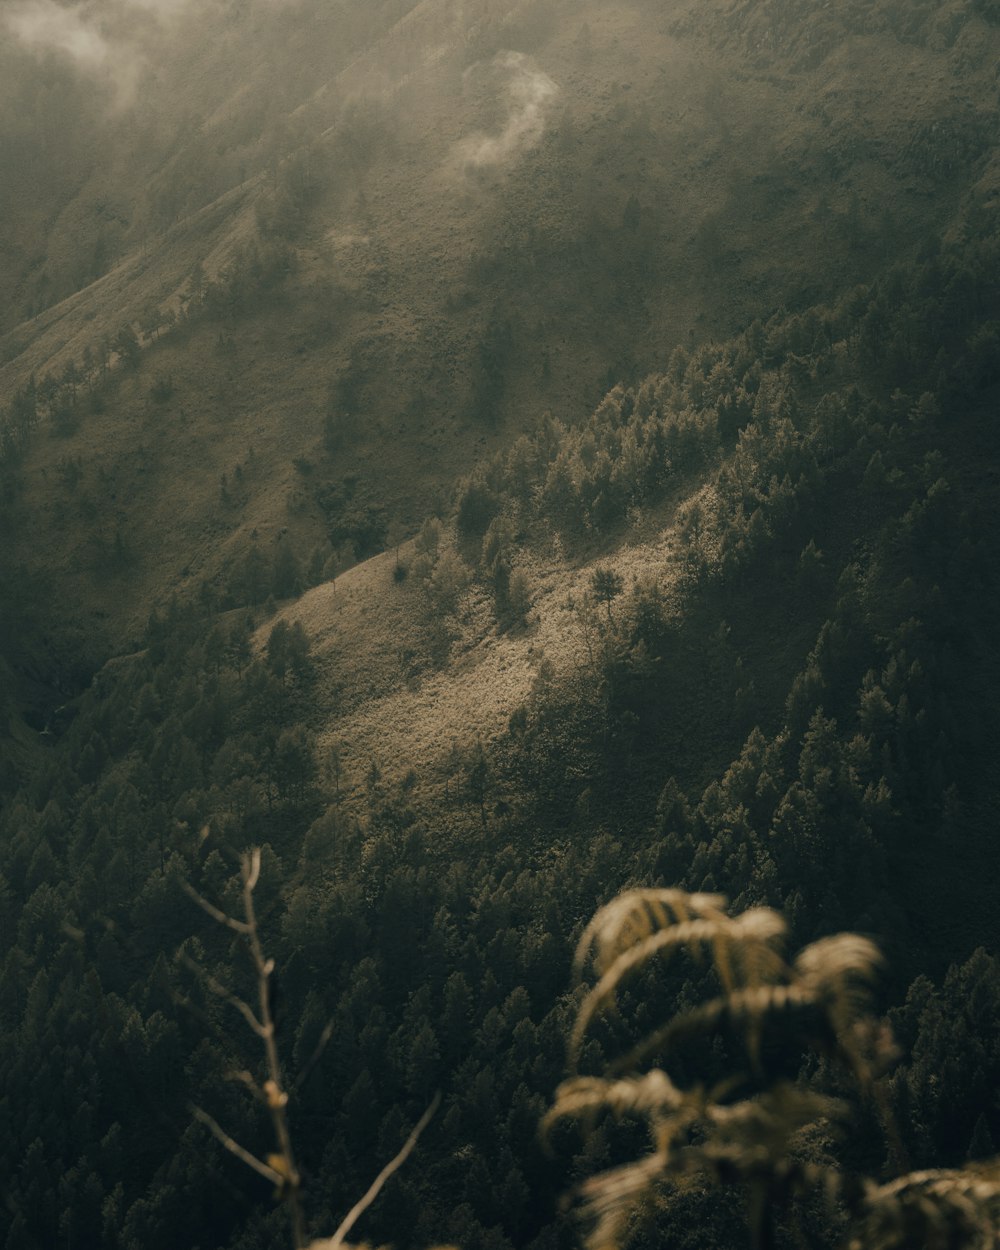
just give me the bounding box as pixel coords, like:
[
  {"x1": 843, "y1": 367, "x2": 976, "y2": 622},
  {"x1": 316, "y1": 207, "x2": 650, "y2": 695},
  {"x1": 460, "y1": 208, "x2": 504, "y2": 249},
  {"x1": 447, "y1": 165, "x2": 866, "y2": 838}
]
[{"x1": 259, "y1": 505, "x2": 688, "y2": 808}]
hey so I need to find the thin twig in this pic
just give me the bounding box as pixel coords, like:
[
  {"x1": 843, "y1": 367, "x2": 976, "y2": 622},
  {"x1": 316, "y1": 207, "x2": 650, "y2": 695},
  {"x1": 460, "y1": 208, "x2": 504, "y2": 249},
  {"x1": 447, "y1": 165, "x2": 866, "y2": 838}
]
[
  {"x1": 169, "y1": 987, "x2": 233, "y2": 1047},
  {"x1": 181, "y1": 879, "x2": 252, "y2": 934},
  {"x1": 189, "y1": 848, "x2": 440, "y2": 1250},
  {"x1": 191, "y1": 1105, "x2": 285, "y2": 1187},
  {"x1": 178, "y1": 952, "x2": 266, "y2": 1037},
  {"x1": 325, "y1": 1092, "x2": 442, "y2": 1249},
  {"x1": 241, "y1": 848, "x2": 306, "y2": 1249},
  {"x1": 294, "y1": 1019, "x2": 335, "y2": 1093},
  {"x1": 245, "y1": 846, "x2": 261, "y2": 893},
  {"x1": 226, "y1": 1069, "x2": 267, "y2": 1103}
]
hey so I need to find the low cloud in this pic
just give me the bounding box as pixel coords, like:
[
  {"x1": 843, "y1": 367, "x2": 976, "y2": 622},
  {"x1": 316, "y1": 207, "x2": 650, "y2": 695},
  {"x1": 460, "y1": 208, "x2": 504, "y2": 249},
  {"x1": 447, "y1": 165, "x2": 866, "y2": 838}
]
[
  {"x1": 5, "y1": 0, "x2": 111, "y2": 71},
  {"x1": 3, "y1": 0, "x2": 142, "y2": 104},
  {"x1": 457, "y1": 52, "x2": 559, "y2": 169},
  {"x1": 120, "y1": 0, "x2": 192, "y2": 14},
  {"x1": 118, "y1": 0, "x2": 246, "y2": 18}
]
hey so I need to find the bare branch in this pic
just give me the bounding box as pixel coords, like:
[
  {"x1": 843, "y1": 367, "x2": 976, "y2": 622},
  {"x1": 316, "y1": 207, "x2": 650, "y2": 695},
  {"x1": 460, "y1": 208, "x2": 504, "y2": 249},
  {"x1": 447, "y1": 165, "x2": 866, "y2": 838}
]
[
  {"x1": 181, "y1": 879, "x2": 251, "y2": 934},
  {"x1": 189, "y1": 846, "x2": 304, "y2": 1247},
  {"x1": 325, "y1": 1092, "x2": 442, "y2": 1249},
  {"x1": 226, "y1": 1069, "x2": 267, "y2": 1103},
  {"x1": 241, "y1": 844, "x2": 305, "y2": 1248},
  {"x1": 178, "y1": 953, "x2": 266, "y2": 1037},
  {"x1": 294, "y1": 1019, "x2": 335, "y2": 1093},
  {"x1": 191, "y1": 1105, "x2": 285, "y2": 1187},
  {"x1": 243, "y1": 846, "x2": 261, "y2": 894},
  {"x1": 168, "y1": 987, "x2": 231, "y2": 1045}
]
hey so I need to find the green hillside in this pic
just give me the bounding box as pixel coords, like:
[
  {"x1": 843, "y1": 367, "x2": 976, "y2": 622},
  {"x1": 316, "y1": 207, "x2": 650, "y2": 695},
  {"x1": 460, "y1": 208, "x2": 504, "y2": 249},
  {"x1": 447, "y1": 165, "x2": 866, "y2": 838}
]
[
  {"x1": 2, "y1": 2, "x2": 1000, "y2": 1249},
  {"x1": 4, "y1": 0, "x2": 997, "y2": 640}
]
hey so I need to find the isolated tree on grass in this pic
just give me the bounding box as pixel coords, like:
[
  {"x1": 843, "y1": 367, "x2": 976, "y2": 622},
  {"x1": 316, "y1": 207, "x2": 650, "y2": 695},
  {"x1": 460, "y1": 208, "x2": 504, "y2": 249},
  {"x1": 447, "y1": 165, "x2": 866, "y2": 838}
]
[
  {"x1": 590, "y1": 567, "x2": 624, "y2": 624},
  {"x1": 273, "y1": 541, "x2": 303, "y2": 600},
  {"x1": 266, "y1": 620, "x2": 313, "y2": 685},
  {"x1": 114, "y1": 325, "x2": 141, "y2": 371}
]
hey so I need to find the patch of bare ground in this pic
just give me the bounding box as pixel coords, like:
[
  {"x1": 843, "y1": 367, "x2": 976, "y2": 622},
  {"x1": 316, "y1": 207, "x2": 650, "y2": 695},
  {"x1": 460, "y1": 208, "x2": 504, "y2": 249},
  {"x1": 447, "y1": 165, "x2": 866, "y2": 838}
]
[{"x1": 260, "y1": 497, "x2": 689, "y2": 813}]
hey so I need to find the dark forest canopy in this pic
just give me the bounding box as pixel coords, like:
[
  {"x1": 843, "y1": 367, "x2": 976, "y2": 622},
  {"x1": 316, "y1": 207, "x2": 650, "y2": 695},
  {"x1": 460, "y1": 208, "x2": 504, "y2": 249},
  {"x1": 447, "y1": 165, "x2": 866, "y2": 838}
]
[{"x1": 2, "y1": 2, "x2": 1000, "y2": 1249}]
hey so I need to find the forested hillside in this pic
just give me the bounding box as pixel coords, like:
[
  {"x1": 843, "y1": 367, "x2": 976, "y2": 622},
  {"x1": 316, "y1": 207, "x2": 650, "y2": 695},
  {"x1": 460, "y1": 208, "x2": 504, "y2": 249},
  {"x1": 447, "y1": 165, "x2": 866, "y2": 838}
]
[{"x1": 2, "y1": 1, "x2": 1000, "y2": 1249}]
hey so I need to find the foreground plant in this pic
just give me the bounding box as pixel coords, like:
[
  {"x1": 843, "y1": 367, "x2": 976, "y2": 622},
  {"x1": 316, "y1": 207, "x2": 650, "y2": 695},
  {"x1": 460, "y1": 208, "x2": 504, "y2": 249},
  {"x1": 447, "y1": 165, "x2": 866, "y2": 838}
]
[
  {"x1": 546, "y1": 889, "x2": 1000, "y2": 1250},
  {"x1": 184, "y1": 848, "x2": 439, "y2": 1250}
]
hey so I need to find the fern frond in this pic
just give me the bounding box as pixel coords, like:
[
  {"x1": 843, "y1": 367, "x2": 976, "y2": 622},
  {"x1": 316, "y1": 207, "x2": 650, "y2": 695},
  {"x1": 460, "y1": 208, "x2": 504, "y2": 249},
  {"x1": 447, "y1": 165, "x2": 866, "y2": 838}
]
[
  {"x1": 881, "y1": 1161, "x2": 1000, "y2": 1202},
  {"x1": 609, "y1": 983, "x2": 814, "y2": 1075},
  {"x1": 572, "y1": 917, "x2": 733, "y2": 1061},
  {"x1": 794, "y1": 934, "x2": 883, "y2": 1077},
  {"x1": 546, "y1": 1070, "x2": 687, "y2": 1135},
  {"x1": 851, "y1": 1162, "x2": 1000, "y2": 1250},
  {"x1": 574, "y1": 889, "x2": 727, "y2": 978},
  {"x1": 570, "y1": 1086, "x2": 847, "y2": 1250},
  {"x1": 576, "y1": 1151, "x2": 669, "y2": 1250},
  {"x1": 794, "y1": 934, "x2": 883, "y2": 1001},
  {"x1": 707, "y1": 1083, "x2": 847, "y2": 1151},
  {"x1": 554, "y1": 888, "x2": 899, "y2": 1250},
  {"x1": 728, "y1": 907, "x2": 789, "y2": 989},
  {"x1": 677, "y1": 1140, "x2": 842, "y2": 1198},
  {"x1": 571, "y1": 908, "x2": 787, "y2": 1064}
]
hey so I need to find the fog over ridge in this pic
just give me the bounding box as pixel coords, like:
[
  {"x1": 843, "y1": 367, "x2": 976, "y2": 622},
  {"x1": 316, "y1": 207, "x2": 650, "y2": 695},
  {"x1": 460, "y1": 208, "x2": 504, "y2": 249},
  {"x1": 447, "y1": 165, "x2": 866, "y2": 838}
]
[
  {"x1": 456, "y1": 50, "x2": 559, "y2": 170},
  {"x1": 2, "y1": 0, "x2": 302, "y2": 105},
  {"x1": 3, "y1": 0, "x2": 149, "y2": 104},
  {"x1": 4, "y1": 0, "x2": 113, "y2": 70}
]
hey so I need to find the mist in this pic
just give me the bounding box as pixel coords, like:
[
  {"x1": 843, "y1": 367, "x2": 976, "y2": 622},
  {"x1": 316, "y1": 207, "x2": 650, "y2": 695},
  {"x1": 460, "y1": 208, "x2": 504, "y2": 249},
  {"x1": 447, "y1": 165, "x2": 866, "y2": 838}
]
[
  {"x1": 3, "y1": 0, "x2": 147, "y2": 104},
  {"x1": 5, "y1": 0, "x2": 114, "y2": 71},
  {"x1": 457, "y1": 51, "x2": 559, "y2": 169}
]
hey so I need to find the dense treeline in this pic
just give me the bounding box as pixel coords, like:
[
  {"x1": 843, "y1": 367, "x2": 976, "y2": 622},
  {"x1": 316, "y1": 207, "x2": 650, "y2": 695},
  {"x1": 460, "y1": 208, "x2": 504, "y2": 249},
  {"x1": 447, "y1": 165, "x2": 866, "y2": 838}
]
[{"x1": 3, "y1": 206, "x2": 1000, "y2": 1250}]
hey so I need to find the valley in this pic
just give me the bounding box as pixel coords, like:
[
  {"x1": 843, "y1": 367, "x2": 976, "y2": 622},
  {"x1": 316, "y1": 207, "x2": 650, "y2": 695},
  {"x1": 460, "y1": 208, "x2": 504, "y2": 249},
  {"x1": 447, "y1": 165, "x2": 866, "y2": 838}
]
[{"x1": 2, "y1": 3, "x2": 1000, "y2": 1249}]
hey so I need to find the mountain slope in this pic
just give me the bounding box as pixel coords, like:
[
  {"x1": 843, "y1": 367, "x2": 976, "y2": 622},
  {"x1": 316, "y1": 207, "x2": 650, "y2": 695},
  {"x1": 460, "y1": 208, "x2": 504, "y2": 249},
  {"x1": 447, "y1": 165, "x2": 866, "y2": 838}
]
[
  {"x1": 4, "y1": 0, "x2": 998, "y2": 665},
  {"x1": 3, "y1": 4, "x2": 1000, "y2": 1249}
]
